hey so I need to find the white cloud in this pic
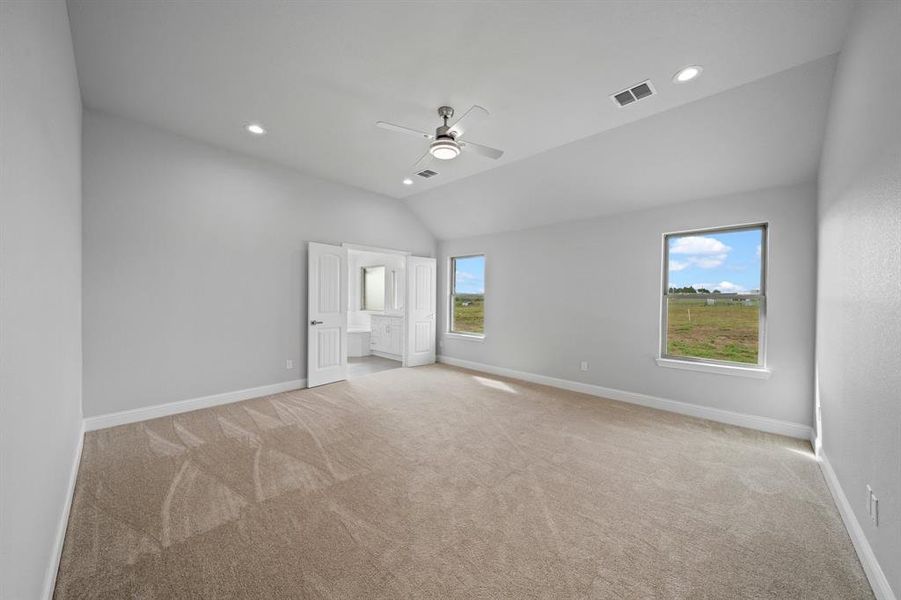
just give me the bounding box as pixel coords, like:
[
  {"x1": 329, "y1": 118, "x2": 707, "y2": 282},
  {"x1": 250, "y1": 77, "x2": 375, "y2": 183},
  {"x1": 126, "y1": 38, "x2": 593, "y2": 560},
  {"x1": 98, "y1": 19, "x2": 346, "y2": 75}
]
[
  {"x1": 668, "y1": 235, "x2": 731, "y2": 270},
  {"x1": 693, "y1": 281, "x2": 747, "y2": 293},
  {"x1": 670, "y1": 236, "x2": 730, "y2": 255},
  {"x1": 455, "y1": 271, "x2": 484, "y2": 292},
  {"x1": 693, "y1": 255, "x2": 729, "y2": 268}
]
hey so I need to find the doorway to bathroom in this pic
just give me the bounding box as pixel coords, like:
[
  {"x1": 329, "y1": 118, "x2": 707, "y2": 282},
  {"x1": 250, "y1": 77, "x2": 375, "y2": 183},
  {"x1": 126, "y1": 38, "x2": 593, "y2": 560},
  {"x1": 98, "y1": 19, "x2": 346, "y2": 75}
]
[{"x1": 306, "y1": 242, "x2": 437, "y2": 387}]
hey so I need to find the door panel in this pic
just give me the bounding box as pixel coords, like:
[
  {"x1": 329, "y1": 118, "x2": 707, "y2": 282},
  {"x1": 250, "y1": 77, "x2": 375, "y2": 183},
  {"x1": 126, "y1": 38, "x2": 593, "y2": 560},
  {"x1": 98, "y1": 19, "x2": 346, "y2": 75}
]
[
  {"x1": 307, "y1": 242, "x2": 347, "y2": 387},
  {"x1": 414, "y1": 321, "x2": 431, "y2": 353},
  {"x1": 316, "y1": 327, "x2": 342, "y2": 369},
  {"x1": 405, "y1": 256, "x2": 436, "y2": 367}
]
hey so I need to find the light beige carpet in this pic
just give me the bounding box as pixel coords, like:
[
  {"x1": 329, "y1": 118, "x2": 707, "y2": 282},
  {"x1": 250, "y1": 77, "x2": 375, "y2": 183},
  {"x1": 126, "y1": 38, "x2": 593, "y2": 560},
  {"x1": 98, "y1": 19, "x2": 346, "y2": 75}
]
[{"x1": 55, "y1": 365, "x2": 872, "y2": 599}]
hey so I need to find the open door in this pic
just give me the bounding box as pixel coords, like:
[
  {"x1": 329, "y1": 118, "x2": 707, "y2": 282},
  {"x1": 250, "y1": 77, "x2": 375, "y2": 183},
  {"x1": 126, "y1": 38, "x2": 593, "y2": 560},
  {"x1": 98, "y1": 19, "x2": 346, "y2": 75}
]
[
  {"x1": 405, "y1": 256, "x2": 436, "y2": 367},
  {"x1": 307, "y1": 242, "x2": 347, "y2": 387}
]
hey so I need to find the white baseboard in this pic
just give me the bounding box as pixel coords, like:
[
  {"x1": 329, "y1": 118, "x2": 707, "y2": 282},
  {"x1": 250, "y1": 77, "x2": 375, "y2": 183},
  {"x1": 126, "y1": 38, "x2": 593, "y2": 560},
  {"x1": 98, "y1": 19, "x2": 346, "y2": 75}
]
[
  {"x1": 371, "y1": 350, "x2": 402, "y2": 361},
  {"x1": 818, "y1": 453, "x2": 896, "y2": 600},
  {"x1": 437, "y1": 355, "x2": 813, "y2": 440},
  {"x1": 83, "y1": 379, "x2": 306, "y2": 432},
  {"x1": 43, "y1": 421, "x2": 85, "y2": 600}
]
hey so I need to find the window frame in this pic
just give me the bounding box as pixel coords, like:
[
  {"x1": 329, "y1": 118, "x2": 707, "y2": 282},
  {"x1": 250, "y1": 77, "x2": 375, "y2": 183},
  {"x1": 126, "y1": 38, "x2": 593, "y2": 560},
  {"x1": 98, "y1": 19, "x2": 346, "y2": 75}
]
[
  {"x1": 360, "y1": 264, "x2": 386, "y2": 312},
  {"x1": 659, "y1": 223, "x2": 768, "y2": 372},
  {"x1": 448, "y1": 253, "x2": 486, "y2": 339}
]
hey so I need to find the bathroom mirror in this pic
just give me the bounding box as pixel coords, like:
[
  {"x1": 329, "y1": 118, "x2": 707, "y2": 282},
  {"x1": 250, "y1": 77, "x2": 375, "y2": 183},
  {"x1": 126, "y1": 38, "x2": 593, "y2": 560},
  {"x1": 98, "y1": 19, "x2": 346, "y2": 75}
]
[{"x1": 361, "y1": 265, "x2": 385, "y2": 311}]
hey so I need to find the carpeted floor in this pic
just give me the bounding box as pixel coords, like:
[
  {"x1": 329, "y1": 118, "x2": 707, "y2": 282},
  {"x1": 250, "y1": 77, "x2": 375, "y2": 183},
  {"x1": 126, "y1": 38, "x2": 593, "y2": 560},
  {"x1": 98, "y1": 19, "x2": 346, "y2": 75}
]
[{"x1": 55, "y1": 364, "x2": 873, "y2": 599}]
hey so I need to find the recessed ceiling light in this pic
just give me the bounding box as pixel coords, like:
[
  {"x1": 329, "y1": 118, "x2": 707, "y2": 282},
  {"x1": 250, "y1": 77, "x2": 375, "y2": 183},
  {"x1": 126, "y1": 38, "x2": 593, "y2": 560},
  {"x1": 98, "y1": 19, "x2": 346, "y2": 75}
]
[
  {"x1": 245, "y1": 123, "x2": 266, "y2": 135},
  {"x1": 673, "y1": 65, "x2": 703, "y2": 84},
  {"x1": 402, "y1": 178, "x2": 413, "y2": 185}
]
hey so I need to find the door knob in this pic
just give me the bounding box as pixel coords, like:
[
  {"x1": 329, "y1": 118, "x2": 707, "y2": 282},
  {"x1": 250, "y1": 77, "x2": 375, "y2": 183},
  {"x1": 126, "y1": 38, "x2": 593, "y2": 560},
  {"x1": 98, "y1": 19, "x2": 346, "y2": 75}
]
[{"x1": 310, "y1": 320, "x2": 323, "y2": 325}]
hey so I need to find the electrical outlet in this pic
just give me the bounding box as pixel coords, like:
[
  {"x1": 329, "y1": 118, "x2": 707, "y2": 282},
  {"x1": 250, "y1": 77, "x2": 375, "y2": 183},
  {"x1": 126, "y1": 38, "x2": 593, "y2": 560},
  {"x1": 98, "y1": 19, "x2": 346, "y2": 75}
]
[
  {"x1": 286, "y1": 359, "x2": 294, "y2": 369},
  {"x1": 580, "y1": 361, "x2": 589, "y2": 371}
]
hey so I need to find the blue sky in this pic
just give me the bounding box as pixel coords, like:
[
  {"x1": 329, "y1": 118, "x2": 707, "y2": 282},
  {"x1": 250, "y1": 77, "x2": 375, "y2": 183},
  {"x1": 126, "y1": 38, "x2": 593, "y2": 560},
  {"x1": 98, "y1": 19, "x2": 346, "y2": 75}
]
[
  {"x1": 668, "y1": 229, "x2": 762, "y2": 293},
  {"x1": 454, "y1": 255, "x2": 485, "y2": 294}
]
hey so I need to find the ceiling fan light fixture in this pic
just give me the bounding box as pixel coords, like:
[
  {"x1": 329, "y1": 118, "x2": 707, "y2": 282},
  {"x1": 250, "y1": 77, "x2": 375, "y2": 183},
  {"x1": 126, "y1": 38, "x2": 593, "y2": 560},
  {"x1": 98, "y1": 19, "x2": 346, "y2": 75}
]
[{"x1": 429, "y1": 138, "x2": 461, "y2": 160}]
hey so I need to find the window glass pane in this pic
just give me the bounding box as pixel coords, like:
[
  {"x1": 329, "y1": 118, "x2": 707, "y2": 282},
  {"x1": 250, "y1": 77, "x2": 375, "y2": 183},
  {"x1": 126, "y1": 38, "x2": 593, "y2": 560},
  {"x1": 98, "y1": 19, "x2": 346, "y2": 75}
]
[
  {"x1": 666, "y1": 297, "x2": 760, "y2": 364},
  {"x1": 664, "y1": 226, "x2": 764, "y2": 365},
  {"x1": 362, "y1": 266, "x2": 385, "y2": 311},
  {"x1": 451, "y1": 255, "x2": 484, "y2": 334},
  {"x1": 667, "y1": 228, "x2": 762, "y2": 294}
]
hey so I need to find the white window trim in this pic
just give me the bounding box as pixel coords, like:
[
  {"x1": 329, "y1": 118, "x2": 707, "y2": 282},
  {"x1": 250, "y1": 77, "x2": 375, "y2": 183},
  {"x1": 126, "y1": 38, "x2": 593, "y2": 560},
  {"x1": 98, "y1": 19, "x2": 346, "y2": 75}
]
[
  {"x1": 444, "y1": 332, "x2": 485, "y2": 342},
  {"x1": 658, "y1": 222, "x2": 768, "y2": 376},
  {"x1": 447, "y1": 253, "x2": 486, "y2": 338},
  {"x1": 655, "y1": 357, "x2": 771, "y2": 379}
]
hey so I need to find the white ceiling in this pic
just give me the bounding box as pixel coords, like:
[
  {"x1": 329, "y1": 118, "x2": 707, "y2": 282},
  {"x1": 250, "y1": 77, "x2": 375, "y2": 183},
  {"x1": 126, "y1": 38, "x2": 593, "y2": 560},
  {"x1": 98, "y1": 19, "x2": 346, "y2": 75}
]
[
  {"x1": 406, "y1": 56, "x2": 837, "y2": 239},
  {"x1": 68, "y1": 0, "x2": 853, "y2": 203}
]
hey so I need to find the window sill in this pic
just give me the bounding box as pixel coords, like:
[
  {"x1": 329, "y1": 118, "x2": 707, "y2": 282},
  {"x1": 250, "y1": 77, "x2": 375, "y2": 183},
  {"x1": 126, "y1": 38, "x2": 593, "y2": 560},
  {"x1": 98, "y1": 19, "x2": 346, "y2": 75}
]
[
  {"x1": 444, "y1": 332, "x2": 485, "y2": 342},
  {"x1": 655, "y1": 357, "x2": 771, "y2": 379}
]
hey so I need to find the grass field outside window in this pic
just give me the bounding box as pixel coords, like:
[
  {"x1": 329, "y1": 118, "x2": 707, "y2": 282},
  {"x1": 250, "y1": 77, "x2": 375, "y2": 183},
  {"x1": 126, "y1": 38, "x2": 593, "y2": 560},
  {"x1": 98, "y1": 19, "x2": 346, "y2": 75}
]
[
  {"x1": 662, "y1": 224, "x2": 766, "y2": 367},
  {"x1": 449, "y1": 255, "x2": 485, "y2": 336},
  {"x1": 666, "y1": 297, "x2": 760, "y2": 364}
]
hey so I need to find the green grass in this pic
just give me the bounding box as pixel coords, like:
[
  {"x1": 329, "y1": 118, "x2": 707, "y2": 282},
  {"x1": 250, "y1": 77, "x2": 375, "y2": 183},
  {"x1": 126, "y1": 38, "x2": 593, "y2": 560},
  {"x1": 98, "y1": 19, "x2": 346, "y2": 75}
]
[
  {"x1": 667, "y1": 298, "x2": 760, "y2": 364},
  {"x1": 452, "y1": 294, "x2": 484, "y2": 334}
]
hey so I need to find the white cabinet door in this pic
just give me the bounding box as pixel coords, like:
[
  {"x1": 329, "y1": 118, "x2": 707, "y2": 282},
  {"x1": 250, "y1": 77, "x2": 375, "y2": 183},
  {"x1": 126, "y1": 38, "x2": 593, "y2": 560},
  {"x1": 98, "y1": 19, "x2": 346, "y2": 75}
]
[
  {"x1": 371, "y1": 315, "x2": 403, "y2": 356},
  {"x1": 388, "y1": 318, "x2": 404, "y2": 355},
  {"x1": 307, "y1": 242, "x2": 347, "y2": 388}
]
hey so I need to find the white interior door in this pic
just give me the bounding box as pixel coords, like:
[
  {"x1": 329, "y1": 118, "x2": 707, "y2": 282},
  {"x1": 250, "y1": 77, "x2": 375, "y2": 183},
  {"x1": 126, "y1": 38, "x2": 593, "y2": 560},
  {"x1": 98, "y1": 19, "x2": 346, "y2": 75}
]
[
  {"x1": 307, "y1": 242, "x2": 347, "y2": 387},
  {"x1": 405, "y1": 256, "x2": 436, "y2": 367}
]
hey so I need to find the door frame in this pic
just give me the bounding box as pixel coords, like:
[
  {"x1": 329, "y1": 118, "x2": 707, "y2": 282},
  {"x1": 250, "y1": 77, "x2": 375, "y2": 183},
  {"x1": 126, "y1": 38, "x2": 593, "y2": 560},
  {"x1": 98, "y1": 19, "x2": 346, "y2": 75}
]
[{"x1": 307, "y1": 242, "x2": 435, "y2": 387}]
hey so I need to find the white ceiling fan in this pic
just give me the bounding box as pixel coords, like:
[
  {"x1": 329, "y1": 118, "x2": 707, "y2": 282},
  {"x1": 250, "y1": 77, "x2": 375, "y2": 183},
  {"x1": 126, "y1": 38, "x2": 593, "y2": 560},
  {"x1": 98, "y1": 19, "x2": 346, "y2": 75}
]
[{"x1": 376, "y1": 105, "x2": 504, "y2": 178}]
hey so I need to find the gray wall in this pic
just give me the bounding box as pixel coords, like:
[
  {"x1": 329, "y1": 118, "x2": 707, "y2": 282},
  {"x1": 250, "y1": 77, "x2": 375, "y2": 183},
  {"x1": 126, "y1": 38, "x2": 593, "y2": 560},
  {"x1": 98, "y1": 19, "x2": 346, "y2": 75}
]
[
  {"x1": 816, "y1": 0, "x2": 901, "y2": 594},
  {"x1": 0, "y1": 1, "x2": 84, "y2": 598},
  {"x1": 439, "y1": 183, "x2": 817, "y2": 427},
  {"x1": 82, "y1": 111, "x2": 435, "y2": 417}
]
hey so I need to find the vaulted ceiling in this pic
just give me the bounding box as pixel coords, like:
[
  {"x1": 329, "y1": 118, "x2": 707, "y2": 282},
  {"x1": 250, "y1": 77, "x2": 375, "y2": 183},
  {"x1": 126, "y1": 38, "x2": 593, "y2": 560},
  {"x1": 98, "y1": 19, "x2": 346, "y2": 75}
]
[
  {"x1": 406, "y1": 56, "x2": 837, "y2": 239},
  {"x1": 68, "y1": 0, "x2": 853, "y2": 238}
]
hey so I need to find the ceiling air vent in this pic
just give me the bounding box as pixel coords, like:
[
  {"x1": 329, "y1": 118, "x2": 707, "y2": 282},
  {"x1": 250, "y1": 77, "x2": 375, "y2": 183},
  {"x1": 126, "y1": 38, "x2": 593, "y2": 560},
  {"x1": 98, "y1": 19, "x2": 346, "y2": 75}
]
[
  {"x1": 417, "y1": 169, "x2": 438, "y2": 178},
  {"x1": 610, "y1": 80, "x2": 656, "y2": 107}
]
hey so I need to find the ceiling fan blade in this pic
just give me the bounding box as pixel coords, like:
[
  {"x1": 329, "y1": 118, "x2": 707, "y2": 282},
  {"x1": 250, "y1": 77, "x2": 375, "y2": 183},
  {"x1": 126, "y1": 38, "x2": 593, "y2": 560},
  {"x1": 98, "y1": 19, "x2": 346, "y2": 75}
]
[
  {"x1": 447, "y1": 105, "x2": 489, "y2": 139},
  {"x1": 376, "y1": 121, "x2": 433, "y2": 140},
  {"x1": 459, "y1": 140, "x2": 504, "y2": 160}
]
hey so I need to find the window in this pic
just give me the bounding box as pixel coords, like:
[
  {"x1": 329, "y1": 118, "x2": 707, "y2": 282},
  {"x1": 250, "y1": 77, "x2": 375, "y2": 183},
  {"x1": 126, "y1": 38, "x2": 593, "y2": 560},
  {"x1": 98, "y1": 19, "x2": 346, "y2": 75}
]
[
  {"x1": 449, "y1": 255, "x2": 485, "y2": 336},
  {"x1": 662, "y1": 224, "x2": 766, "y2": 367},
  {"x1": 361, "y1": 265, "x2": 385, "y2": 311}
]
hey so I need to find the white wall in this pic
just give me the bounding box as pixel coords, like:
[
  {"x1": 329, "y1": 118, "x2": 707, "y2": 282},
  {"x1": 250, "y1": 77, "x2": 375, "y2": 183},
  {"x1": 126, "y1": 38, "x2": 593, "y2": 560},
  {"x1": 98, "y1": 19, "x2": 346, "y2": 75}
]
[
  {"x1": 0, "y1": 1, "x2": 84, "y2": 598},
  {"x1": 439, "y1": 183, "x2": 817, "y2": 428},
  {"x1": 816, "y1": 0, "x2": 901, "y2": 595},
  {"x1": 82, "y1": 111, "x2": 435, "y2": 418}
]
